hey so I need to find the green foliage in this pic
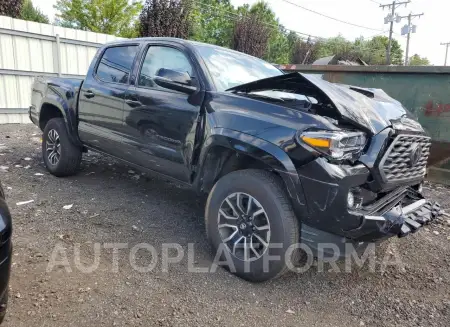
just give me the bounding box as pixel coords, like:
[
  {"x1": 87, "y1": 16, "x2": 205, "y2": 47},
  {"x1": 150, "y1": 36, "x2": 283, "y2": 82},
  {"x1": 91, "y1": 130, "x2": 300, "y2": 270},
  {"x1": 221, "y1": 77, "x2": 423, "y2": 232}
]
[
  {"x1": 190, "y1": 0, "x2": 235, "y2": 47},
  {"x1": 250, "y1": 2, "x2": 290, "y2": 63},
  {"x1": 303, "y1": 35, "x2": 404, "y2": 65},
  {"x1": 358, "y1": 36, "x2": 404, "y2": 65},
  {"x1": 409, "y1": 54, "x2": 430, "y2": 66},
  {"x1": 20, "y1": 0, "x2": 49, "y2": 24},
  {"x1": 232, "y1": 11, "x2": 271, "y2": 58},
  {"x1": 47, "y1": 0, "x2": 428, "y2": 67},
  {"x1": 139, "y1": 0, "x2": 193, "y2": 38},
  {"x1": 291, "y1": 36, "x2": 317, "y2": 64},
  {"x1": 314, "y1": 35, "x2": 355, "y2": 60},
  {"x1": 0, "y1": 0, "x2": 23, "y2": 18},
  {"x1": 232, "y1": 1, "x2": 290, "y2": 63},
  {"x1": 265, "y1": 28, "x2": 290, "y2": 64},
  {"x1": 54, "y1": 0, "x2": 142, "y2": 37}
]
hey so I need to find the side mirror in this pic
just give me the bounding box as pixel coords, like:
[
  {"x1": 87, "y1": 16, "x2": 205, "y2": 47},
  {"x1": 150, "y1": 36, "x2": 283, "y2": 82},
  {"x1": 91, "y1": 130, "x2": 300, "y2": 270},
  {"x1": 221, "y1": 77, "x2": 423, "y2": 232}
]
[{"x1": 154, "y1": 68, "x2": 197, "y2": 94}]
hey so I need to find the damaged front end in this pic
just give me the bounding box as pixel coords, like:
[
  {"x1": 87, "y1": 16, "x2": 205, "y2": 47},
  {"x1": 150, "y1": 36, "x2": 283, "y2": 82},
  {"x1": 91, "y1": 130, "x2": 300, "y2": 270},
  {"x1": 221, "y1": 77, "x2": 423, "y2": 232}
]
[
  {"x1": 344, "y1": 188, "x2": 441, "y2": 242},
  {"x1": 228, "y1": 72, "x2": 441, "y2": 246}
]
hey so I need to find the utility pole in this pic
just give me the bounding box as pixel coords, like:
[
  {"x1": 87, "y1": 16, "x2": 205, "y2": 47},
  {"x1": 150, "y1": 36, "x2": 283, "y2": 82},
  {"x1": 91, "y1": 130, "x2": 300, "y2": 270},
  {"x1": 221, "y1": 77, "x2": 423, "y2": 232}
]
[
  {"x1": 398, "y1": 12, "x2": 423, "y2": 65},
  {"x1": 441, "y1": 42, "x2": 450, "y2": 66},
  {"x1": 380, "y1": 1, "x2": 410, "y2": 65}
]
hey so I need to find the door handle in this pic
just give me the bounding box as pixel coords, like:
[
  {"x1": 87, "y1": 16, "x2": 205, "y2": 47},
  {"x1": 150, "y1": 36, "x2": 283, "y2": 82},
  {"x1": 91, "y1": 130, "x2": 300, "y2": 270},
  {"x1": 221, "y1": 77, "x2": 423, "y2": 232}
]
[
  {"x1": 84, "y1": 90, "x2": 95, "y2": 99},
  {"x1": 125, "y1": 99, "x2": 143, "y2": 107}
]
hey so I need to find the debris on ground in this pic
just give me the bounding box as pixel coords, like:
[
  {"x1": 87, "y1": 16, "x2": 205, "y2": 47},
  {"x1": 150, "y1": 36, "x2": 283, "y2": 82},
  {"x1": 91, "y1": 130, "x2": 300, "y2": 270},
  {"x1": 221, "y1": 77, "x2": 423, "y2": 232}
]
[{"x1": 16, "y1": 200, "x2": 34, "y2": 206}]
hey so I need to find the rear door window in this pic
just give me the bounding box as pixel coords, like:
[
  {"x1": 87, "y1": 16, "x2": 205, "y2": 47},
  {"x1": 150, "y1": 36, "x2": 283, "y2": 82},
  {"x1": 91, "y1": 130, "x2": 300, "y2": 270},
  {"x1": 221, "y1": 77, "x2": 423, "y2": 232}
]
[{"x1": 96, "y1": 46, "x2": 138, "y2": 84}]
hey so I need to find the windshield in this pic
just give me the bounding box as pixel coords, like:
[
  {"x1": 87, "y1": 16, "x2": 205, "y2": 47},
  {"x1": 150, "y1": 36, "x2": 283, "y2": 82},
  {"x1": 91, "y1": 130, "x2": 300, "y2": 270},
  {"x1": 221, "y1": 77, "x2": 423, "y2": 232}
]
[{"x1": 194, "y1": 43, "x2": 283, "y2": 92}]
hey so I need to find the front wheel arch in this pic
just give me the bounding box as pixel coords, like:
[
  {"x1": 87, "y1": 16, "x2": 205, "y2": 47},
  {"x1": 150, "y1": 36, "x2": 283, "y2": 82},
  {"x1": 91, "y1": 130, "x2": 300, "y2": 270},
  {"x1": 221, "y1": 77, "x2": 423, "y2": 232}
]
[{"x1": 193, "y1": 132, "x2": 308, "y2": 219}]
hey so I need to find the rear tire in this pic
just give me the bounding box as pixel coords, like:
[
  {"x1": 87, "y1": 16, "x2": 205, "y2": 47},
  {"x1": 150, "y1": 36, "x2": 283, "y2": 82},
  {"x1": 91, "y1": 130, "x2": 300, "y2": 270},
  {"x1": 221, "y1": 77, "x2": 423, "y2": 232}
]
[
  {"x1": 42, "y1": 118, "x2": 82, "y2": 177},
  {"x1": 205, "y1": 169, "x2": 300, "y2": 282}
]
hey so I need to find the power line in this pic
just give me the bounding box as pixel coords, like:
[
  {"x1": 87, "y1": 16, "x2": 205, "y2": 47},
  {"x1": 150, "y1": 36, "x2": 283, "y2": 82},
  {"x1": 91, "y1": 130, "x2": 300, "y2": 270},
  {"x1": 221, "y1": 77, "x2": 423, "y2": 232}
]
[
  {"x1": 193, "y1": 0, "x2": 324, "y2": 40},
  {"x1": 280, "y1": 0, "x2": 385, "y2": 32},
  {"x1": 194, "y1": 0, "x2": 390, "y2": 46},
  {"x1": 368, "y1": 0, "x2": 382, "y2": 4}
]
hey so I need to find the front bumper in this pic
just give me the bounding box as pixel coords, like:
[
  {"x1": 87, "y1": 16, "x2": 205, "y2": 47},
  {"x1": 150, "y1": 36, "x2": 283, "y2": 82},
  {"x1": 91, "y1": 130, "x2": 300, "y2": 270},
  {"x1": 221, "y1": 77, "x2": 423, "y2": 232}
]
[
  {"x1": 296, "y1": 157, "x2": 440, "y2": 243},
  {"x1": 344, "y1": 198, "x2": 441, "y2": 242}
]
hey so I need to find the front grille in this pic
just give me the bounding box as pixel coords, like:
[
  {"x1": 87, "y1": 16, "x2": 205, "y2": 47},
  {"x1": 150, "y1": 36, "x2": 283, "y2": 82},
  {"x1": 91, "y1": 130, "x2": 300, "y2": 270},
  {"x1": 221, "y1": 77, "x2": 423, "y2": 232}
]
[{"x1": 379, "y1": 134, "x2": 431, "y2": 183}]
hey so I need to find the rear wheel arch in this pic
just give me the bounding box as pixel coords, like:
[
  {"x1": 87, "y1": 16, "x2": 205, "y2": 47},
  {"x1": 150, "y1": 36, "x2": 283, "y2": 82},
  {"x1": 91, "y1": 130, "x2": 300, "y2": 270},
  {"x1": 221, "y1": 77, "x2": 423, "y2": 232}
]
[
  {"x1": 39, "y1": 102, "x2": 65, "y2": 131},
  {"x1": 39, "y1": 100, "x2": 81, "y2": 147}
]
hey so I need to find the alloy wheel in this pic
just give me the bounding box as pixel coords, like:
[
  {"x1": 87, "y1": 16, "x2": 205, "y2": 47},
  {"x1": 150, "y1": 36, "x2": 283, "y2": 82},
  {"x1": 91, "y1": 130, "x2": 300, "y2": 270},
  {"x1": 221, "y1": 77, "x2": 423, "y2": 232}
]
[
  {"x1": 46, "y1": 129, "x2": 61, "y2": 165},
  {"x1": 217, "y1": 192, "x2": 271, "y2": 262}
]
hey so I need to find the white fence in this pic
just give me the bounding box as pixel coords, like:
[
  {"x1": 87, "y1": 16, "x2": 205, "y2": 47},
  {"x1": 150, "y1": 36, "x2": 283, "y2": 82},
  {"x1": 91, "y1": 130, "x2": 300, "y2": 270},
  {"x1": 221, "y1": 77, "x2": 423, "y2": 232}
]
[{"x1": 0, "y1": 15, "x2": 122, "y2": 124}]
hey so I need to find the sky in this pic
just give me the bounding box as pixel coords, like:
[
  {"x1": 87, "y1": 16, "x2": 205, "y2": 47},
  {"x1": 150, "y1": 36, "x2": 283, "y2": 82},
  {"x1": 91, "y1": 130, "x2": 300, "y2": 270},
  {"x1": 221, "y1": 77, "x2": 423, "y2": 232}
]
[{"x1": 32, "y1": 0, "x2": 448, "y2": 65}]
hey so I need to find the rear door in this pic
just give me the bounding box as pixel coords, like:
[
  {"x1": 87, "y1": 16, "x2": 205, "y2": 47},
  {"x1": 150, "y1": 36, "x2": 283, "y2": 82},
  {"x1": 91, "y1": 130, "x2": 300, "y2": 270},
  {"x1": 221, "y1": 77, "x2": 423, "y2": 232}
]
[
  {"x1": 122, "y1": 43, "x2": 204, "y2": 182},
  {"x1": 78, "y1": 44, "x2": 139, "y2": 157}
]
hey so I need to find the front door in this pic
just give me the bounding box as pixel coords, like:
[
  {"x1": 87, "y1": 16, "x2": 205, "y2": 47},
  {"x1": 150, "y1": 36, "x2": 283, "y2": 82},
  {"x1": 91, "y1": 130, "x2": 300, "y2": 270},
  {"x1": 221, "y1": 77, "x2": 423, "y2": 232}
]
[{"x1": 123, "y1": 45, "x2": 203, "y2": 182}]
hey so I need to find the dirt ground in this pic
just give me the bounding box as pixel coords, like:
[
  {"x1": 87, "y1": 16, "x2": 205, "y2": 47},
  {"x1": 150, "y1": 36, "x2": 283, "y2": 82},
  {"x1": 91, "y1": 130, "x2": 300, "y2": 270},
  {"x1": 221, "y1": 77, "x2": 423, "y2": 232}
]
[{"x1": 0, "y1": 124, "x2": 449, "y2": 327}]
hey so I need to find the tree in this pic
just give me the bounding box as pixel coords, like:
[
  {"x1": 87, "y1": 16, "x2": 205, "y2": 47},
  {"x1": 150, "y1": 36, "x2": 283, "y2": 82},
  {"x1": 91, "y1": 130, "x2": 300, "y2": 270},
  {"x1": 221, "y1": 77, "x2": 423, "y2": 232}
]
[
  {"x1": 291, "y1": 36, "x2": 319, "y2": 64},
  {"x1": 0, "y1": 0, "x2": 23, "y2": 18},
  {"x1": 54, "y1": 0, "x2": 142, "y2": 37},
  {"x1": 409, "y1": 54, "x2": 430, "y2": 66},
  {"x1": 232, "y1": 11, "x2": 271, "y2": 58},
  {"x1": 246, "y1": 1, "x2": 290, "y2": 63},
  {"x1": 355, "y1": 36, "x2": 403, "y2": 65},
  {"x1": 20, "y1": 0, "x2": 49, "y2": 24},
  {"x1": 314, "y1": 35, "x2": 356, "y2": 61},
  {"x1": 232, "y1": 1, "x2": 289, "y2": 61},
  {"x1": 139, "y1": 0, "x2": 193, "y2": 38},
  {"x1": 306, "y1": 35, "x2": 404, "y2": 65},
  {"x1": 265, "y1": 27, "x2": 290, "y2": 64},
  {"x1": 190, "y1": 0, "x2": 235, "y2": 47}
]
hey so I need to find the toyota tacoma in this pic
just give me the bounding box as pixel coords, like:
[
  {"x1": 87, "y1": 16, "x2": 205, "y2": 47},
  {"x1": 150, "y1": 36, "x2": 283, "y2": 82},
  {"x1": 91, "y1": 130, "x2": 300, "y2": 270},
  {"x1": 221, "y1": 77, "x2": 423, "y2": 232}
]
[
  {"x1": 29, "y1": 38, "x2": 440, "y2": 282},
  {"x1": 0, "y1": 182, "x2": 12, "y2": 323}
]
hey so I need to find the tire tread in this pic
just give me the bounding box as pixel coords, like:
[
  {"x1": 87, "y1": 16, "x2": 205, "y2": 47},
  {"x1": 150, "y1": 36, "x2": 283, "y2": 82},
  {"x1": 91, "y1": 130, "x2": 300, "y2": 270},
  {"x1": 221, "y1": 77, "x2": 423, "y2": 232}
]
[
  {"x1": 205, "y1": 169, "x2": 301, "y2": 282},
  {"x1": 42, "y1": 118, "x2": 82, "y2": 177}
]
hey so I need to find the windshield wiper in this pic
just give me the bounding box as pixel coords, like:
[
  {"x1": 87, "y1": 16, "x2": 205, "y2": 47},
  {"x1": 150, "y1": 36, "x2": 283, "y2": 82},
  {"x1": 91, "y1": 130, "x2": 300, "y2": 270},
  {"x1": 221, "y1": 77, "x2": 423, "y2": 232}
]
[{"x1": 234, "y1": 91, "x2": 286, "y2": 103}]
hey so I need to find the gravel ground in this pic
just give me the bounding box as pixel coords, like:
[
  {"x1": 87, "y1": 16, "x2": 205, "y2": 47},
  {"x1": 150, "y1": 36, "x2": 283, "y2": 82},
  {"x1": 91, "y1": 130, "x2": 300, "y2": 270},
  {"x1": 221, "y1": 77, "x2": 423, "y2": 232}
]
[{"x1": 0, "y1": 124, "x2": 449, "y2": 327}]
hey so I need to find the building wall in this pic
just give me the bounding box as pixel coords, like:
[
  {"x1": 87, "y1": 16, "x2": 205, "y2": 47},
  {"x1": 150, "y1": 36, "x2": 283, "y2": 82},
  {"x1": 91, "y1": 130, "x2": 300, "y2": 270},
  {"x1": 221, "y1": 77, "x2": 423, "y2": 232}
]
[{"x1": 0, "y1": 15, "x2": 123, "y2": 124}]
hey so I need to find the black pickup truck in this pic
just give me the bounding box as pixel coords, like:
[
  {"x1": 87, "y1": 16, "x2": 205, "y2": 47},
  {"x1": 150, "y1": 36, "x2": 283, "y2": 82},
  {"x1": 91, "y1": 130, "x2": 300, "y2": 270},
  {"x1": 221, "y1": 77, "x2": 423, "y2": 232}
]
[
  {"x1": 30, "y1": 37, "x2": 440, "y2": 282},
  {"x1": 0, "y1": 182, "x2": 12, "y2": 323}
]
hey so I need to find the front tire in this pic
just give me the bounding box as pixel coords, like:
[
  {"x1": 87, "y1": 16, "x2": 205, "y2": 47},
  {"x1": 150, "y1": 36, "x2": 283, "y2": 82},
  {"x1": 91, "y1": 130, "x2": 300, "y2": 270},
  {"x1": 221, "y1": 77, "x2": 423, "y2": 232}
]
[
  {"x1": 42, "y1": 118, "x2": 82, "y2": 177},
  {"x1": 205, "y1": 169, "x2": 300, "y2": 282}
]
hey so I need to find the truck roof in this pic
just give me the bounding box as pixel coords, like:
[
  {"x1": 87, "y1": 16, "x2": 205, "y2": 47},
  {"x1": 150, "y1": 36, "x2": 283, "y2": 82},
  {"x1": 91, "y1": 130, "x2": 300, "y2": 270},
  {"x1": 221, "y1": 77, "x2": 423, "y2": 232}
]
[
  {"x1": 105, "y1": 37, "x2": 264, "y2": 61},
  {"x1": 106, "y1": 37, "x2": 208, "y2": 47}
]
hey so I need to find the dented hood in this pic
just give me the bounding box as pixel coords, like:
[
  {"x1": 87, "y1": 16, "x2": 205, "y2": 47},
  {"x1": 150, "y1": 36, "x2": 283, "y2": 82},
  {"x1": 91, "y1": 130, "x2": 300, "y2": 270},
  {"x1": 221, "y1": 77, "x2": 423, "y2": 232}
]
[{"x1": 227, "y1": 72, "x2": 419, "y2": 135}]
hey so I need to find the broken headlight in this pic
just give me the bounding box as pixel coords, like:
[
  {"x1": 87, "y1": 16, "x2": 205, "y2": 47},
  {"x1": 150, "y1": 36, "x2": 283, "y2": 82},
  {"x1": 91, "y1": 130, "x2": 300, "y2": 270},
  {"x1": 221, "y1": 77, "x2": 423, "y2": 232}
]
[{"x1": 298, "y1": 130, "x2": 367, "y2": 161}]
